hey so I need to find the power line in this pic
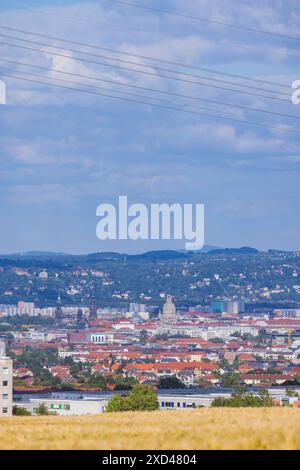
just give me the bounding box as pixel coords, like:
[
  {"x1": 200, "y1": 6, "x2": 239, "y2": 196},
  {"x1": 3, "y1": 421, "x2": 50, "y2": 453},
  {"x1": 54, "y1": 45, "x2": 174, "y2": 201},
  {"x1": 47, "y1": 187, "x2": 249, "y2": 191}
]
[
  {"x1": 0, "y1": 65, "x2": 252, "y2": 119},
  {"x1": 2, "y1": 1, "x2": 300, "y2": 64},
  {"x1": 0, "y1": 39, "x2": 292, "y2": 103},
  {"x1": 0, "y1": 63, "x2": 283, "y2": 123},
  {"x1": 0, "y1": 66, "x2": 180, "y2": 105},
  {"x1": 1, "y1": 69, "x2": 299, "y2": 135},
  {"x1": 104, "y1": 0, "x2": 300, "y2": 42},
  {"x1": 0, "y1": 24, "x2": 290, "y2": 90},
  {"x1": 0, "y1": 32, "x2": 291, "y2": 98},
  {"x1": 1, "y1": 57, "x2": 299, "y2": 122}
]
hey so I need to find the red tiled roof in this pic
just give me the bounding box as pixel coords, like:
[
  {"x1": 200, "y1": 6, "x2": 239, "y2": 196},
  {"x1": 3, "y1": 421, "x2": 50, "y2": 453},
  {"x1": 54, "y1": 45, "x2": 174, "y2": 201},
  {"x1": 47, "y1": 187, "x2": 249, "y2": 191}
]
[
  {"x1": 125, "y1": 361, "x2": 218, "y2": 372},
  {"x1": 238, "y1": 353, "x2": 256, "y2": 361}
]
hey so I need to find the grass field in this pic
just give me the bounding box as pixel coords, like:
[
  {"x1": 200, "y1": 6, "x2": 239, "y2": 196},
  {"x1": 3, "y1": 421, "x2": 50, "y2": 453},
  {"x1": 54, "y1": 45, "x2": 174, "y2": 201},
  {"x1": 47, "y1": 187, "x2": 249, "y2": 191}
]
[{"x1": 1, "y1": 408, "x2": 300, "y2": 450}]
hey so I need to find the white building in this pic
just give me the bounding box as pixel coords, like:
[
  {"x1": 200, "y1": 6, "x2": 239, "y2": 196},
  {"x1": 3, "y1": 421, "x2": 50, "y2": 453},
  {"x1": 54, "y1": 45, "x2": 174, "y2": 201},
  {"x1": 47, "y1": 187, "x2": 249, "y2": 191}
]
[
  {"x1": 157, "y1": 324, "x2": 258, "y2": 340},
  {"x1": 14, "y1": 397, "x2": 108, "y2": 416},
  {"x1": 89, "y1": 332, "x2": 114, "y2": 344},
  {"x1": 273, "y1": 308, "x2": 300, "y2": 318},
  {"x1": 0, "y1": 341, "x2": 13, "y2": 417},
  {"x1": 39, "y1": 270, "x2": 48, "y2": 280},
  {"x1": 0, "y1": 304, "x2": 18, "y2": 316},
  {"x1": 17, "y1": 301, "x2": 35, "y2": 316}
]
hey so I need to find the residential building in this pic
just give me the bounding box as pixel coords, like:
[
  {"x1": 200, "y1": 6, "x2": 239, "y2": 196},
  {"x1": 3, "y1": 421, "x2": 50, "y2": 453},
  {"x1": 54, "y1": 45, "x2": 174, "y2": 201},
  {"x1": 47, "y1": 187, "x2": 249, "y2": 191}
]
[{"x1": 0, "y1": 341, "x2": 13, "y2": 417}]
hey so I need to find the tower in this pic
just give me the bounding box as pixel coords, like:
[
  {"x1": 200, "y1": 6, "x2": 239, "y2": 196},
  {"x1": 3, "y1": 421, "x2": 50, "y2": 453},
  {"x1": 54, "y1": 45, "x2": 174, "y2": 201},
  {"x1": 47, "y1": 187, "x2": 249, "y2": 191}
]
[
  {"x1": 77, "y1": 307, "x2": 83, "y2": 324},
  {"x1": 89, "y1": 299, "x2": 98, "y2": 321},
  {"x1": 55, "y1": 291, "x2": 63, "y2": 322},
  {"x1": 160, "y1": 294, "x2": 178, "y2": 324}
]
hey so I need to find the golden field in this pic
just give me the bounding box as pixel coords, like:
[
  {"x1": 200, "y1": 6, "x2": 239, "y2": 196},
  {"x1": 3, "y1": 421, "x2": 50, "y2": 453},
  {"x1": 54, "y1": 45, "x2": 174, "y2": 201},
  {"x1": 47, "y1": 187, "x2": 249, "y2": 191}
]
[{"x1": 0, "y1": 408, "x2": 300, "y2": 450}]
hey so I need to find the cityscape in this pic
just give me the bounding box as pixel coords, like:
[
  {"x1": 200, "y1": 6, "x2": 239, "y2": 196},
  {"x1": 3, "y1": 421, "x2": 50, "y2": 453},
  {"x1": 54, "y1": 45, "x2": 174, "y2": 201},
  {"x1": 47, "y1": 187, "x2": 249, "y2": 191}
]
[{"x1": 1, "y1": 247, "x2": 300, "y2": 420}]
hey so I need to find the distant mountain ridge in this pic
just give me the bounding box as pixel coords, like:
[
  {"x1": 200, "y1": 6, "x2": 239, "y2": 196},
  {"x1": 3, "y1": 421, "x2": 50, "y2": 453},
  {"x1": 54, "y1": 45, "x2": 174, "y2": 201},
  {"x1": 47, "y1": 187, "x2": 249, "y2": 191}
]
[
  {"x1": 7, "y1": 251, "x2": 69, "y2": 257},
  {"x1": 0, "y1": 245, "x2": 262, "y2": 261},
  {"x1": 0, "y1": 245, "x2": 222, "y2": 259},
  {"x1": 208, "y1": 246, "x2": 259, "y2": 255}
]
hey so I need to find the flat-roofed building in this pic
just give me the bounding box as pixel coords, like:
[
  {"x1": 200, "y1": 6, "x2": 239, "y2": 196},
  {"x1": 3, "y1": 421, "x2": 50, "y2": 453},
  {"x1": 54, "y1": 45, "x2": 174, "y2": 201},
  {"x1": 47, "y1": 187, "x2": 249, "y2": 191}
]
[
  {"x1": 0, "y1": 341, "x2": 13, "y2": 417},
  {"x1": 14, "y1": 397, "x2": 108, "y2": 416}
]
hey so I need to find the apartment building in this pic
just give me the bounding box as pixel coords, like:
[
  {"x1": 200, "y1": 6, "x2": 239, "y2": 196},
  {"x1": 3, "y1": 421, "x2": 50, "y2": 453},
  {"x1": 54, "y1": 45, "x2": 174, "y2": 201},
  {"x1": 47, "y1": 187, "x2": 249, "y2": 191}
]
[{"x1": 0, "y1": 341, "x2": 13, "y2": 417}]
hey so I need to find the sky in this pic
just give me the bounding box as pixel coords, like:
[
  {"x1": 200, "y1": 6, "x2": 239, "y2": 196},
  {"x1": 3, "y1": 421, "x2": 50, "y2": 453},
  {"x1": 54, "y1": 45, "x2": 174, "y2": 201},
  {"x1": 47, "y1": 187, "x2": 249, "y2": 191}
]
[{"x1": 0, "y1": 0, "x2": 300, "y2": 254}]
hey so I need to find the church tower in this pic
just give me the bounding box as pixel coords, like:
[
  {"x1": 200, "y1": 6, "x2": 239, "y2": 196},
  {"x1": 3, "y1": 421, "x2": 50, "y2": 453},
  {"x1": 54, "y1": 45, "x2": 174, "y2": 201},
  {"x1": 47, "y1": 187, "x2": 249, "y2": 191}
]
[
  {"x1": 55, "y1": 291, "x2": 63, "y2": 322},
  {"x1": 160, "y1": 294, "x2": 178, "y2": 324},
  {"x1": 89, "y1": 299, "x2": 98, "y2": 321},
  {"x1": 76, "y1": 307, "x2": 83, "y2": 324}
]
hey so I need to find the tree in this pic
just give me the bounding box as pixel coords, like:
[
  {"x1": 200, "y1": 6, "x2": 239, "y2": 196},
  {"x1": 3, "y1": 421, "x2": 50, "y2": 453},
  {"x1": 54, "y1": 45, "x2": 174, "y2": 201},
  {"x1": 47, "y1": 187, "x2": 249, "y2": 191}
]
[
  {"x1": 211, "y1": 337, "x2": 224, "y2": 343},
  {"x1": 258, "y1": 388, "x2": 274, "y2": 406},
  {"x1": 106, "y1": 385, "x2": 159, "y2": 412},
  {"x1": 13, "y1": 405, "x2": 31, "y2": 416},
  {"x1": 13, "y1": 346, "x2": 60, "y2": 386},
  {"x1": 282, "y1": 379, "x2": 300, "y2": 386},
  {"x1": 219, "y1": 358, "x2": 231, "y2": 370},
  {"x1": 158, "y1": 375, "x2": 185, "y2": 389},
  {"x1": 233, "y1": 356, "x2": 240, "y2": 370},
  {"x1": 155, "y1": 334, "x2": 168, "y2": 340},
  {"x1": 211, "y1": 390, "x2": 274, "y2": 408},
  {"x1": 127, "y1": 384, "x2": 159, "y2": 411},
  {"x1": 139, "y1": 330, "x2": 148, "y2": 345},
  {"x1": 36, "y1": 403, "x2": 50, "y2": 415},
  {"x1": 220, "y1": 372, "x2": 242, "y2": 387},
  {"x1": 106, "y1": 394, "x2": 130, "y2": 412},
  {"x1": 86, "y1": 374, "x2": 106, "y2": 389},
  {"x1": 62, "y1": 356, "x2": 74, "y2": 366},
  {"x1": 114, "y1": 375, "x2": 138, "y2": 390},
  {"x1": 34, "y1": 369, "x2": 61, "y2": 387}
]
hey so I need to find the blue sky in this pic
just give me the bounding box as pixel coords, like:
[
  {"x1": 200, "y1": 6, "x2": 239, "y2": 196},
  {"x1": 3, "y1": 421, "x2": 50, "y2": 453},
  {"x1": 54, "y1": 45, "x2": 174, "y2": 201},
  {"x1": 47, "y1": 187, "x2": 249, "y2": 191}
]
[{"x1": 0, "y1": 0, "x2": 300, "y2": 253}]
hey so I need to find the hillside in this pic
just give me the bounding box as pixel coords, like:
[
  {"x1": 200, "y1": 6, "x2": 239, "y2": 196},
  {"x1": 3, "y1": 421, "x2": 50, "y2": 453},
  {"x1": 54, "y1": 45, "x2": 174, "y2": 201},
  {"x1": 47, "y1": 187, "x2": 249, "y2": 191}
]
[
  {"x1": 0, "y1": 409, "x2": 300, "y2": 450},
  {"x1": 1, "y1": 248, "x2": 299, "y2": 307}
]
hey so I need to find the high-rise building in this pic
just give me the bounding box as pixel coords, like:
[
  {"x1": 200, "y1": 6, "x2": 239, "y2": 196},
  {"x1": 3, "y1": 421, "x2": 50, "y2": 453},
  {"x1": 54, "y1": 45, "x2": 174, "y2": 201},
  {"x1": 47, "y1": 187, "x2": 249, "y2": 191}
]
[
  {"x1": 211, "y1": 300, "x2": 226, "y2": 313},
  {"x1": 0, "y1": 304, "x2": 18, "y2": 316},
  {"x1": 0, "y1": 341, "x2": 13, "y2": 417},
  {"x1": 225, "y1": 300, "x2": 245, "y2": 315},
  {"x1": 211, "y1": 300, "x2": 245, "y2": 314},
  {"x1": 17, "y1": 301, "x2": 35, "y2": 316}
]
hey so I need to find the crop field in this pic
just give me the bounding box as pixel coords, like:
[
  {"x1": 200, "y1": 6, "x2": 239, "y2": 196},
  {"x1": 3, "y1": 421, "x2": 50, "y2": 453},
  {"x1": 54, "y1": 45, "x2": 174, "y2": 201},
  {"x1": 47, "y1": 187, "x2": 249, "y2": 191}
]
[{"x1": 0, "y1": 408, "x2": 299, "y2": 450}]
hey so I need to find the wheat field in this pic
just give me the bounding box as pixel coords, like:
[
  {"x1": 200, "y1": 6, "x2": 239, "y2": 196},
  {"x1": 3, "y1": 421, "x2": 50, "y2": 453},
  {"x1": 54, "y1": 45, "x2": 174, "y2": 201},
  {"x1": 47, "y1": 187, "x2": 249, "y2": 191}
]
[{"x1": 0, "y1": 408, "x2": 299, "y2": 450}]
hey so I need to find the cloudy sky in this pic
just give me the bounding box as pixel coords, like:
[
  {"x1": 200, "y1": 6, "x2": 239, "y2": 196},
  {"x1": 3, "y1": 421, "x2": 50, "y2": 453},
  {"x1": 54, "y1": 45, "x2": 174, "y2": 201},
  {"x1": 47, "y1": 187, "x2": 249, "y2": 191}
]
[{"x1": 0, "y1": 0, "x2": 299, "y2": 253}]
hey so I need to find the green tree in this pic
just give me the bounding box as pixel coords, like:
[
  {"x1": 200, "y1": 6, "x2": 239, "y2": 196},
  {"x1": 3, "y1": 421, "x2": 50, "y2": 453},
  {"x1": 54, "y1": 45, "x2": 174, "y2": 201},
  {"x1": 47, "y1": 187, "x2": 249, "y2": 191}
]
[
  {"x1": 220, "y1": 372, "x2": 242, "y2": 387},
  {"x1": 13, "y1": 405, "x2": 31, "y2": 416},
  {"x1": 158, "y1": 375, "x2": 185, "y2": 389},
  {"x1": 211, "y1": 337, "x2": 224, "y2": 343},
  {"x1": 211, "y1": 390, "x2": 274, "y2": 407},
  {"x1": 233, "y1": 356, "x2": 240, "y2": 370},
  {"x1": 106, "y1": 394, "x2": 130, "y2": 412},
  {"x1": 62, "y1": 356, "x2": 74, "y2": 366},
  {"x1": 85, "y1": 374, "x2": 106, "y2": 389},
  {"x1": 106, "y1": 385, "x2": 159, "y2": 412},
  {"x1": 36, "y1": 403, "x2": 50, "y2": 415},
  {"x1": 139, "y1": 329, "x2": 148, "y2": 345},
  {"x1": 114, "y1": 375, "x2": 138, "y2": 390},
  {"x1": 127, "y1": 384, "x2": 159, "y2": 411}
]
